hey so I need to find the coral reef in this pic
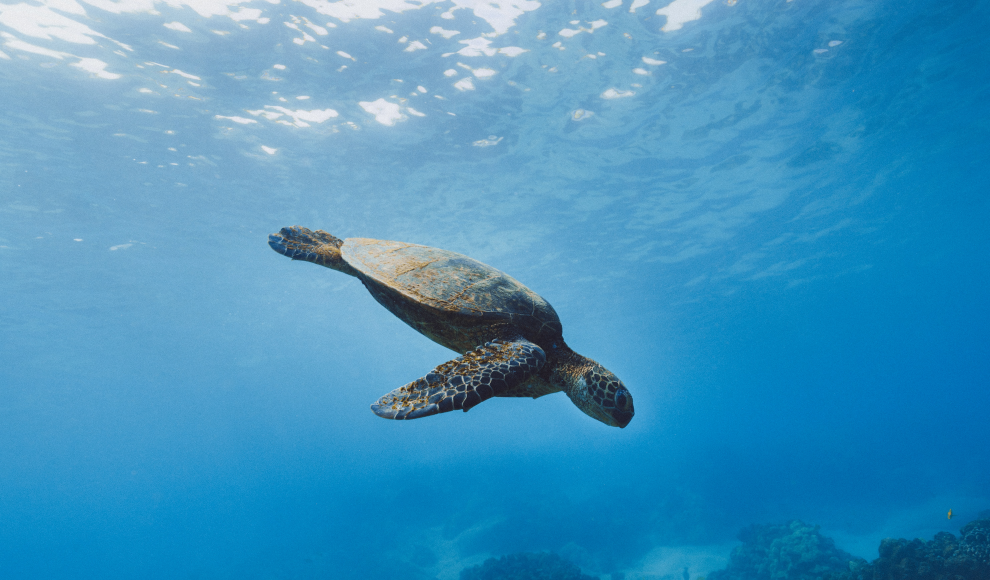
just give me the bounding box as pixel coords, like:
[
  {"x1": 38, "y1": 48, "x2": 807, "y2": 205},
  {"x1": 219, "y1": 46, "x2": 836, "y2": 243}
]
[
  {"x1": 706, "y1": 520, "x2": 865, "y2": 580},
  {"x1": 704, "y1": 517, "x2": 990, "y2": 580},
  {"x1": 458, "y1": 516, "x2": 990, "y2": 580},
  {"x1": 959, "y1": 518, "x2": 990, "y2": 570},
  {"x1": 835, "y1": 517, "x2": 990, "y2": 580},
  {"x1": 459, "y1": 552, "x2": 600, "y2": 580}
]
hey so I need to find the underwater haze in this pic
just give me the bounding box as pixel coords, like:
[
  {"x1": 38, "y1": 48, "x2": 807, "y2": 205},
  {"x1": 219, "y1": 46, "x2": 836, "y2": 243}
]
[{"x1": 1, "y1": 0, "x2": 988, "y2": 578}]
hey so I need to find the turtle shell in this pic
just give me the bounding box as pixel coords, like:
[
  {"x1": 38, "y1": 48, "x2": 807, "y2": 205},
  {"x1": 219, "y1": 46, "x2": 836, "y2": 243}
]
[{"x1": 341, "y1": 238, "x2": 562, "y2": 350}]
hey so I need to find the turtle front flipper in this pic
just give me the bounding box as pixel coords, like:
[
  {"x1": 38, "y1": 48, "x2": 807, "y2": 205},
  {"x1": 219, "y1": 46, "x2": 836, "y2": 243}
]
[
  {"x1": 371, "y1": 339, "x2": 546, "y2": 420},
  {"x1": 268, "y1": 226, "x2": 357, "y2": 275}
]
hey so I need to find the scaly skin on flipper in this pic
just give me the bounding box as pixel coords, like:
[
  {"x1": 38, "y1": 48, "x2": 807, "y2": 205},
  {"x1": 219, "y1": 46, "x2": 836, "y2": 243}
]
[
  {"x1": 371, "y1": 339, "x2": 546, "y2": 420},
  {"x1": 268, "y1": 226, "x2": 358, "y2": 276}
]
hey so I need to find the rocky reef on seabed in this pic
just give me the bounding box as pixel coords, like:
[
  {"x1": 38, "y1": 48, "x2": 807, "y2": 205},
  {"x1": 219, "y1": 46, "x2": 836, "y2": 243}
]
[
  {"x1": 459, "y1": 552, "x2": 601, "y2": 580},
  {"x1": 831, "y1": 516, "x2": 990, "y2": 580},
  {"x1": 706, "y1": 520, "x2": 865, "y2": 580},
  {"x1": 456, "y1": 514, "x2": 990, "y2": 580},
  {"x1": 707, "y1": 516, "x2": 990, "y2": 580}
]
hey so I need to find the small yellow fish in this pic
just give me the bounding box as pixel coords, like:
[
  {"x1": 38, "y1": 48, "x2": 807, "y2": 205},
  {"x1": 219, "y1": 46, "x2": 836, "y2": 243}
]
[{"x1": 948, "y1": 509, "x2": 954, "y2": 520}]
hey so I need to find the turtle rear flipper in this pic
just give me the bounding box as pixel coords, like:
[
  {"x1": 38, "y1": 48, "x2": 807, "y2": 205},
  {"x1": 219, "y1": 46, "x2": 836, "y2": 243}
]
[
  {"x1": 371, "y1": 339, "x2": 546, "y2": 420},
  {"x1": 268, "y1": 226, "x2": 357, "y2": 275}
]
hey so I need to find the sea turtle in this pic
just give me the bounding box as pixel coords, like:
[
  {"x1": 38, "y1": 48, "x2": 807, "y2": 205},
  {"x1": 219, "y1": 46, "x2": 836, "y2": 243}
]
[{"x1": 268, "y1": 226, "x2": 634, "y2": 428}]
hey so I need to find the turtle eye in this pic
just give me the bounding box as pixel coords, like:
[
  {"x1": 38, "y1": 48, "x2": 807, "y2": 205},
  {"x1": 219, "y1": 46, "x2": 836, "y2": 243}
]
[{"x1": 615, "y1": 388, "x2": 629, "y2": 410}]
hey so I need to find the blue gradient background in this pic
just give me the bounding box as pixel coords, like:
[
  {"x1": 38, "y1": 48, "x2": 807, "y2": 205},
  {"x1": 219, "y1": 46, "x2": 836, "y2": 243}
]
[{"x1": 1, "y1": 0, "x2": 988, "y2": 578}]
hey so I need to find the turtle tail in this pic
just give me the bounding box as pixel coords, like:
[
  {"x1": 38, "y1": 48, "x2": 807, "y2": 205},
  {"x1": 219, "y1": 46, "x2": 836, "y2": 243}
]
[{"x1": 268, "y1": 226, "x2": 358, "y2": 276}]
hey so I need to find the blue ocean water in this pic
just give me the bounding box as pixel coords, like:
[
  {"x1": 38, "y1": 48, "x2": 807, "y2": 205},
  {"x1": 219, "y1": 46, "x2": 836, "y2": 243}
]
[{"x1": 1, "y1": 0, "x2": 988, "y2": 578}]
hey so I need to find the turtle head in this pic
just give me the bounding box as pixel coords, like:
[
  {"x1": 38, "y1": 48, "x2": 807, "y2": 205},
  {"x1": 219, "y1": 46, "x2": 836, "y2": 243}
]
[{"x1": 555, "y1": 356, "x2": 634, "y2": 428}]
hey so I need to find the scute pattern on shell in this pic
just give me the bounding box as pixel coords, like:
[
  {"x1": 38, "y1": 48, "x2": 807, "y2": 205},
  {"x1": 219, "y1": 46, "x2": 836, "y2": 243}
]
[
  {"x1": 371, "y1": 339, "x2": 546, "y2": 420},
  {"x1": 342, "y1": 238, "x2": 562, "y2": 342}
]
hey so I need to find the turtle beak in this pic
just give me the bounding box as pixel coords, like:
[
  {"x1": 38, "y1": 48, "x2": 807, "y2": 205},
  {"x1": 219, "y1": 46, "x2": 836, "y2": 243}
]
[
  {"x1": 611, "y1": 408, "x2": 633, "y2": 428},
  {"x1": 584, "y1": 401, "x2": 633, "y2": 428}
]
